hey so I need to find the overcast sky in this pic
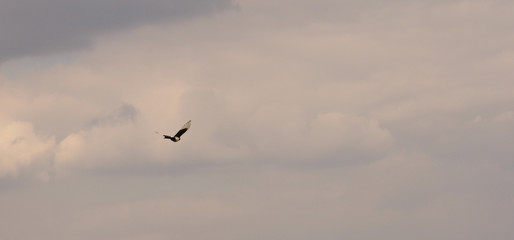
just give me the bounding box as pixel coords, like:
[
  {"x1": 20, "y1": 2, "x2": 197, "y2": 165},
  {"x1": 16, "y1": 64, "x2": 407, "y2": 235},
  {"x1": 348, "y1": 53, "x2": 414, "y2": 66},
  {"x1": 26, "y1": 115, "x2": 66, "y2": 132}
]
[{"x1": 1, "y1": 0, "x2": 514, "y2": 239}]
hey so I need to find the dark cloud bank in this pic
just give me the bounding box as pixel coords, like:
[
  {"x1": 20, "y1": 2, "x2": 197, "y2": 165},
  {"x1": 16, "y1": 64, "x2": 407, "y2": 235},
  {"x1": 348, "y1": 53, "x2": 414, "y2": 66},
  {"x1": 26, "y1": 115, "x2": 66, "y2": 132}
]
[{"x1": 0, "y1": 0, "x2": 233, "y2": 63}]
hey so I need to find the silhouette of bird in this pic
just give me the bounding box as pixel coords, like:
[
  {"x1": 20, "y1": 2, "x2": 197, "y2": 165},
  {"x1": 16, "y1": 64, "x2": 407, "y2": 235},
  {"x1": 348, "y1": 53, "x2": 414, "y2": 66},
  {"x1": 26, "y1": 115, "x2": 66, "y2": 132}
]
[{"x1": 156, "y1": 120, "x2": 191, "y2": 142}]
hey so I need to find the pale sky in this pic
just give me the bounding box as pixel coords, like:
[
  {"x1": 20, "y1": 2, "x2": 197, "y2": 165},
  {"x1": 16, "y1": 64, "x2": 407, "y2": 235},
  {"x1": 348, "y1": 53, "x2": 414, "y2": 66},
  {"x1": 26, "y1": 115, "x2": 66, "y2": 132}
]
[{"x1": 1, "y1": 0, "x2": 514, "y2": 239}]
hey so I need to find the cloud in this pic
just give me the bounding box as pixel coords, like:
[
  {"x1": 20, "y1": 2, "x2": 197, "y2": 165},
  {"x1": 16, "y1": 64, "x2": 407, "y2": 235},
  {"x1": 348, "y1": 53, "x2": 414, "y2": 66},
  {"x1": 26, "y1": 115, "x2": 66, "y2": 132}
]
[
  {"x1": 2, "y1": 153, "x2": 513, "y2": 240},
  {"x1": 88, "y1": 103, "x2": 138, "y2": 127},
  {"x1": 308, "y1": 112, "x2": 394, "y2": 160},
  {"x1": 53, "y1": 104, "x2": 146, "y2": 173},
  {"x1": 431, "y1": 110, "x2": 514, "y2": 165},
  {"x1": 1, "y1": 0, "x2": 514, "y2": 239},
  {"x1": 0, "y1": 0, "x2": 234, "y2": 62},
  {"x1": 0, "y1": 120, "x2": 55, "y2": 177},
  {"x1": 3, "y1": 0, "x2": 514, "y2": 175}
]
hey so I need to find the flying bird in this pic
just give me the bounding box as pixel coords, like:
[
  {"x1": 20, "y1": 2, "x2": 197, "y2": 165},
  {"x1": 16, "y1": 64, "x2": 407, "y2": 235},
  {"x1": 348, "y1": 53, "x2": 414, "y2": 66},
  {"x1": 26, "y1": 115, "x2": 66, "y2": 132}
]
[{"x1": 156, "y1": 120, "x2": 191, "y2": 142}]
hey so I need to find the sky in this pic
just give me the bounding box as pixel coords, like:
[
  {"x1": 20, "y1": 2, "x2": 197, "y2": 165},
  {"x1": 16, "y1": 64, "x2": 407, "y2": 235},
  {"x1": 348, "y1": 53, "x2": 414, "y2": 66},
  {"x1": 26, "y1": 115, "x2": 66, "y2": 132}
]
[{"x1": 1, "y1": 0, "x2": 514, "y2": 239}]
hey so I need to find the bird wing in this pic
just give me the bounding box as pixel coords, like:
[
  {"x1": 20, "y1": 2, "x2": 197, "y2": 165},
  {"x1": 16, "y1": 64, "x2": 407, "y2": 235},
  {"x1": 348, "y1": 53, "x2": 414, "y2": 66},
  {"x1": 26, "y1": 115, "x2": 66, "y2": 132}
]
[{"x1": 174, "y1": 120, "x2": 191, "y2": 138}]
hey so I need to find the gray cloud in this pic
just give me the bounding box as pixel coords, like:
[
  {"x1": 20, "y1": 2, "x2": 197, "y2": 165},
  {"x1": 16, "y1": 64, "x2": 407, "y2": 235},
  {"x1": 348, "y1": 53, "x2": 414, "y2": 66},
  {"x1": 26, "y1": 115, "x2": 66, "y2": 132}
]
[
  {"x1": 0, "y1": 0, "x2": 234, "y2": 62},
  {"x1": 1, "y1": 0, "x2": 514, "y2": 239},
  {"x1": 2, "y1": 0, "x2": 513, "y2": 175},
  {"x1": 89, "y1": 103, "x2": 138, "y2": 127},
  {"x1": 1, "y1": 159, "x2": 513, "y2": 240}
]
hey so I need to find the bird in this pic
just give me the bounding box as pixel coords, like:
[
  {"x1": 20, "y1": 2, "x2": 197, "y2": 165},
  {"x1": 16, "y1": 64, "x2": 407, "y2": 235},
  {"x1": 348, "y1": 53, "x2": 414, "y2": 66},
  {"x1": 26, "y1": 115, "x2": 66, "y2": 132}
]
[{"x1": 156, "y1": 120, "x2": 191, "y2": 142}]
